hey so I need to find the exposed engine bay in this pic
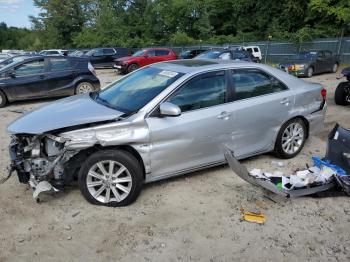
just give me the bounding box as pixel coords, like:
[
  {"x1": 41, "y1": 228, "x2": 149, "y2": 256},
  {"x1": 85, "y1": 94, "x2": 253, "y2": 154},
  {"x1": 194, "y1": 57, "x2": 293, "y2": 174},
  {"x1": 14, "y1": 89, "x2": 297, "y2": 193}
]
[{"x1": 9, "y1": 134, "x2": 73, "y2": 197}]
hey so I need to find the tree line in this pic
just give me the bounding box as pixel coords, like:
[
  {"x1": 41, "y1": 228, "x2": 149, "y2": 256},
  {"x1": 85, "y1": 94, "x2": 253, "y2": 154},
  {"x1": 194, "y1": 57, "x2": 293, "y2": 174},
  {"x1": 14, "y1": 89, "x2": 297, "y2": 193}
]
[{"x1": 1, "y1": 0, "x2": 349, "y2": 51}]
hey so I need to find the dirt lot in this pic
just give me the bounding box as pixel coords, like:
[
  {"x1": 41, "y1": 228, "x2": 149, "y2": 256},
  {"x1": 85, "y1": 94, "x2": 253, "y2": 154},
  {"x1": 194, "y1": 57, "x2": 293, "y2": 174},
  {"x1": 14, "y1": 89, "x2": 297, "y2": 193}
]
[{"x1": 0, "y1": 68, "x2": 349, "y2": 262}]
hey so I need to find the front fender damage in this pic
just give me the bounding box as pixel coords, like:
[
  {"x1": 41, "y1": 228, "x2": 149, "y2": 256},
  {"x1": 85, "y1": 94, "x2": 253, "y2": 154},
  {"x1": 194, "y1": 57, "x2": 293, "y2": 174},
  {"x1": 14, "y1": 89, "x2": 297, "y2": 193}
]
[{"x1": 8, "y1": 118, "x2": 150, "y2": 200}]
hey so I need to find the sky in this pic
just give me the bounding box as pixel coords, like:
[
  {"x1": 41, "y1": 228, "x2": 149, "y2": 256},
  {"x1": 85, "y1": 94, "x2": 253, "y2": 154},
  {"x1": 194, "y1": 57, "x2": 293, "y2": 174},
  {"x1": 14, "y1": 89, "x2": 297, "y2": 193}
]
[{"x1": 0, "y1": 0, "x2": 39, "y2": 28}]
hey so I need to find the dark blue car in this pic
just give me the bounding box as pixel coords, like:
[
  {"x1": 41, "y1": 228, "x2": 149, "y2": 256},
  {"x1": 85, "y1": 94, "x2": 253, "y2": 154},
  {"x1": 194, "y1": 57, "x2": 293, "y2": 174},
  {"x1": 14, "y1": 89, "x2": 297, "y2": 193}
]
[{"x1": 0, "y1": 56, "x2": 100, "y2": 107}]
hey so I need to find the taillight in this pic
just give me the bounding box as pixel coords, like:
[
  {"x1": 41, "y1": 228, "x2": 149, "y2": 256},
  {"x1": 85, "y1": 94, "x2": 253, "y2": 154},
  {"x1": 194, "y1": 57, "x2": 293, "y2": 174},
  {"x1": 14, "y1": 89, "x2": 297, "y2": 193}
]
[
  {"x1": 321, "y1": 88, "x2": 327, "y2": 100},
  {"x1": 88, "y1": 62, "x2": 97, "y2": 77}
]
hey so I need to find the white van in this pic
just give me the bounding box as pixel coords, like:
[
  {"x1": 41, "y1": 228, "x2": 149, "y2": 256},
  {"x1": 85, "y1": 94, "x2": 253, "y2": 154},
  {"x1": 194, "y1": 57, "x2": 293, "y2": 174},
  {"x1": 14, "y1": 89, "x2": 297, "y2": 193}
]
[{"x1": 243, "y1": 46, "x2": 262, "y2": 62}]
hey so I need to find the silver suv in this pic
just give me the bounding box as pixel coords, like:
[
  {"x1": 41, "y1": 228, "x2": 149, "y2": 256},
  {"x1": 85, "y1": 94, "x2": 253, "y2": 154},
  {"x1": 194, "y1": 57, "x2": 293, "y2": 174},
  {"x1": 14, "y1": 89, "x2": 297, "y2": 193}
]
[{"x1": 7, "y1": 59, "x2": 326, "y2": 206}]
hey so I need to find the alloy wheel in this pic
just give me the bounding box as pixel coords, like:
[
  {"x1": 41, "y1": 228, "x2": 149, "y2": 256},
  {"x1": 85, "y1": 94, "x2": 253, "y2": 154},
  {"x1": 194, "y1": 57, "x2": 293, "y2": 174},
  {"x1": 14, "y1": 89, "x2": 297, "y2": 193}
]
[
  {"x1": 76, "y1": 83, "x2": 94, "y2": 94},
  {"x1": 281, "y1": 122, "x2": 305, "y2": 155},
  {"x1": 307, "y1": 67, "x2": 313, "y2": 78},
  {"x1": 86, "y1": 160, "x2": 132, "y2": 204},
  {"x1": 332, "y1": 63, "x2": 338, "y2": 73}
]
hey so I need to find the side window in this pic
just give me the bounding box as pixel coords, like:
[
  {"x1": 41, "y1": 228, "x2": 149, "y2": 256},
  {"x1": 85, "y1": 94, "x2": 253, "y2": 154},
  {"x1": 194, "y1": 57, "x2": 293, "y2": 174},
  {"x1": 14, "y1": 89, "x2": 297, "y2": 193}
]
[
  {"x1": 49, "y1": 58, "x2": 72, "y2": 71},
  {"x1": 219, "y1": 52, "x2": 232, "y2": 60},
  {"x1": 155, "y1": 49, "x2": 170, "y2": 56},
  {"x1": 15, "y1": 59, "x2": 45, "y2": 76},
  {"x1": 146, "y1": 49, "x2": 155, "y2": 57},
  {"x1": 253, "y1": 47, "x2": 259, "y2": 52},
  {"x1": 93, "y1": 49, "x2": 104, "y2": 56},
  {"x1": 231, "y1": 70, "x2": 287, "y2": 101},
  {"x1": 233, "y1": 52, "x2": 247, "y2": 60},
  {"x1": 168, "y1": 71, "x2": 226, "y2": 112},
  {"x1": 103, "y1": 48, "x2": 115, "y2": 55},
  {"x1": 246, "y1": 48, "x2": 252, "y2": 53},
  {"x1": 47, "y1": 51, "x2": 59, "y2": 55},
  {"x1": 317, "y1": 51, "x2": 325, "y2": 59}
]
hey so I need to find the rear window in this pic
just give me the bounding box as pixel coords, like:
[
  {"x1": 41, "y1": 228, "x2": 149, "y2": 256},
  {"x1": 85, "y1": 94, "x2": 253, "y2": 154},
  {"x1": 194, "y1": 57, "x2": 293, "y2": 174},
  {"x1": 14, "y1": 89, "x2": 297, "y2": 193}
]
[{"x1": 49, "y1": 58, "x2": 72, "y2": 71}]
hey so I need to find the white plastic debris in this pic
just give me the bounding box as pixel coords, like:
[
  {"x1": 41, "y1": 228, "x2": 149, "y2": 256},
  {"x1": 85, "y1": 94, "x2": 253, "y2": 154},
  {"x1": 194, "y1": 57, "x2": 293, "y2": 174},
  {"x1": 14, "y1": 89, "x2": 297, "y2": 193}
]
[
  {"x1": 271, "y1": 161, "x2": 284, "y2": 167},
  {"x1": 32, "y1": 181, "x2": 59, "y2": 199}
]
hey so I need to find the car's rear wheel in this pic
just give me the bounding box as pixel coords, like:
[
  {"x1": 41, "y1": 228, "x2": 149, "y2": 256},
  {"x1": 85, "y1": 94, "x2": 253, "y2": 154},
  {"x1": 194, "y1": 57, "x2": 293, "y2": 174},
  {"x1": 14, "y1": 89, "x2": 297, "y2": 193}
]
[
  {"x1": 331, "y1": 63, "x2": 338, "y2": 73},
  {"x1": 307, "y1": 67, "x2": 313, "y2": 78},
  {"x1": 78, "y1": 150, "x2": 143, "y2": 207},
  {"x1": 335, "y1": 82, "x2": 350, "y2": 106},
  {"x1": 0, "y1": 90, "x2": 7, "y2": 108},
  {"x1": 127, "y1": 63, "x2": 139, "y2": 73},
  {"x1": 274, "y1": 118, "x2": 307, "y2": 159},
  {"x1": 75, "y1": 82, "x2": 95, "y2": 94}
]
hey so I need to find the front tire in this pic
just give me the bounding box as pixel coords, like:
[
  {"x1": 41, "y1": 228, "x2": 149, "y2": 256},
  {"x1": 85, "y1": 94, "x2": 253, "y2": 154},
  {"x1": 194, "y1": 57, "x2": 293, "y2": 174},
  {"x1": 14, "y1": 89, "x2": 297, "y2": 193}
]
[
  {"x1": 78, "y1": 150, "x2": 143, "y2": 207},
  {"x1": 127, "y1": 63, "x2": 139, "y2": 73},
  {"x1": 334, "y1": 82, "x2": 350, "y2": 106},
  {"x1": 306, "y1": 67, "x2": 313, "y2": 78},
  {"x1": 0, "y1": 90, "x2": 7, "y2": 108},
  {"x1": 274, "y1": 118, "x2": 307, "y2": 159},
  {"x1": 331, "y1": 63, "x2": 338, "y2": 73}
]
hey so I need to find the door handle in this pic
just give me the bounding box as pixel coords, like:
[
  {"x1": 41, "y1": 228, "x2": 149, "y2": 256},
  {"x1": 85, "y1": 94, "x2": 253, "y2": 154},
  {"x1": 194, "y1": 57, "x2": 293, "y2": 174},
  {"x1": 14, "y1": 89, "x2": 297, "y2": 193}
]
[
  {"x1": 217, "y1": 111, "x2": 231, "y2": 120},
  {"x1": 280, "y1": 98, "x2": 290, "y2": 105},
  {"x1": 39, "y1": 74, "x2": 46, "y2": 79}
]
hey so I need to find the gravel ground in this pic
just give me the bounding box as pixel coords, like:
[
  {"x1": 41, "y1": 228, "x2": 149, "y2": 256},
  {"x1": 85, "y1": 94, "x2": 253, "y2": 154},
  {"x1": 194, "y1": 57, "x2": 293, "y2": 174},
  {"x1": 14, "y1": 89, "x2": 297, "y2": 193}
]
[{"x1": 0, "y1": 68, "x2": 349, "y2": 262}]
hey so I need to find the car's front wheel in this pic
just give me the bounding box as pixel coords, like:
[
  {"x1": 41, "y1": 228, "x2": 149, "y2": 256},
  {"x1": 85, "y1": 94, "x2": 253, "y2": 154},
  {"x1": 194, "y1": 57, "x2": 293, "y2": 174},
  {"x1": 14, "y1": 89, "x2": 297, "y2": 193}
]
[
  {"x1": 127, "y1": 63, "x2": 139, "y2": 73},
  {"x1": 334, "y1": 82, "x2": 350, "y2": 106},
  {"x1": 306, "y1": 67, "x2": 313, "y2": 78},
  {"x1": 274, "y1": 118, "x2": 307, "y2": 159},
  {"x1": 78, "y1": 150, "x2": 143, "y2": 206}
]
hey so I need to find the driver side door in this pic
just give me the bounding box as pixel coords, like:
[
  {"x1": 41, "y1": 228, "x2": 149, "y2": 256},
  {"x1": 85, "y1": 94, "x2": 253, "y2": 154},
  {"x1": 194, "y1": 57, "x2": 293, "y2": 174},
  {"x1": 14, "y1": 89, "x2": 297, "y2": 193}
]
[{"x1": 146, "y1": 70, "x2": 234, "y2": 180}]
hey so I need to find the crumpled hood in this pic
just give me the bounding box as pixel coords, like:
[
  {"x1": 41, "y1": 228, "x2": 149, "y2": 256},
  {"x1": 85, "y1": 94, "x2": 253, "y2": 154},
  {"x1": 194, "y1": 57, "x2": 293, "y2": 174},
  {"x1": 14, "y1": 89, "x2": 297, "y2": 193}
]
[{"x1": 7, "y1": 94, "x2": 124, "y2": 134}]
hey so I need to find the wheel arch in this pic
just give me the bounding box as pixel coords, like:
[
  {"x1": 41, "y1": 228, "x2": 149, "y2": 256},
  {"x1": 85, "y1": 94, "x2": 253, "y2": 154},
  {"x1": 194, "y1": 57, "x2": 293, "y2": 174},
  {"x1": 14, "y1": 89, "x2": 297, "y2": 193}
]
[{"x1": 63, "y1": 144, "x2": 146, "y2": 184}]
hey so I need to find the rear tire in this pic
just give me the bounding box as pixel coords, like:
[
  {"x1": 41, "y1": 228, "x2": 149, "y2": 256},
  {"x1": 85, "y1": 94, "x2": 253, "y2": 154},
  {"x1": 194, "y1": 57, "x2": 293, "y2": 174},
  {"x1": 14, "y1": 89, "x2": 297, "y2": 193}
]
[
  {"x1": 334, "y1": 82, "x2": 350, "y2": 106},
  {"x1": 75, "y1": 82, "x2": 95, "y2": 94},
  {"x1": 78, "y1": 150, "x2": 143, "y2": 207},
  {"x1": 274, "y1": 118, "x2": 307, "y2": 159},
  {"x1": 0, "y1": 90, "x2": 7, "y2": 108}
]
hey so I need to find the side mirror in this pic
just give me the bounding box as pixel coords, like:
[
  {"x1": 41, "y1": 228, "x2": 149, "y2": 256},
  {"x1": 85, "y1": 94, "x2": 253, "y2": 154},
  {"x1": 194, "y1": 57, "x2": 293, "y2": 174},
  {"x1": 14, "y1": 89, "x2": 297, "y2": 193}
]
[{"x1": 159, "y1": 102, "x2": 181, "y2": 117}]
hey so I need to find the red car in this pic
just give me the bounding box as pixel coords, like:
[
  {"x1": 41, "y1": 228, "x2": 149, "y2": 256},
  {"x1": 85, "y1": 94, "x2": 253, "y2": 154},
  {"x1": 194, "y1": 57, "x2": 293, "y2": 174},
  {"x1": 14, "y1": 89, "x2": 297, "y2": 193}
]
[{"x1": 114, "y1": 48, "x2": 178, "y2": 74}]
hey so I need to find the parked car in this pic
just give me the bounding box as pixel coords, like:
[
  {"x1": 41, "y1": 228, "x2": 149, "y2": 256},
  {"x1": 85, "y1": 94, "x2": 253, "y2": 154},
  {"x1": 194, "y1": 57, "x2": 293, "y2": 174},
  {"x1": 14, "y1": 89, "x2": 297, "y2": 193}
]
[
  {"x1": 278, "y1": 50, "x2": 339, "y2": 78},
  {"x1": 83, "y1": 47, "x2": 132, "y2": 68},
  {"x1": 179, "y1": 49, "x2": 207, "y2": 59},
  {"x1": 0, "y1": 56, "x2": 100, "y2": 107},
  {"x1": 7, "y1": 59, "x2": 326, "y2": 206},
  {"x1": 69, "y1": 49, "x2": 91, "y2": 57},
  {"x1": 114, "y1": 48, "x2": 178, "y2": 74},
  {"x1": 0, "y1": 53, "x2": 11, "y2": 62},
  {"x1": 335, "y1": 67, "x2": 350, "y2": 106},
  {"x1": 195, "y1": 49, "x2": 254, "y2": 62},
  {"x1": 0, "y1": 55, "x2": 40, "y2": 69},
  {"x1": 39, "y1": 49, "x2": 68, "y2": 56},
  {"x1": 243, "y1": 46, "x2": 262, "y2": 62}
]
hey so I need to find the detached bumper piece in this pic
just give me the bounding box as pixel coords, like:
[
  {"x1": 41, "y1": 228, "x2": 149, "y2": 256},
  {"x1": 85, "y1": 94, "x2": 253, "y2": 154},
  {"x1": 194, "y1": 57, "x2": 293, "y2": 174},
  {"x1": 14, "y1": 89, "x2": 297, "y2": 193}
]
[{"x1": 225, "y1": 124, "x2": 350, "y2": 197}]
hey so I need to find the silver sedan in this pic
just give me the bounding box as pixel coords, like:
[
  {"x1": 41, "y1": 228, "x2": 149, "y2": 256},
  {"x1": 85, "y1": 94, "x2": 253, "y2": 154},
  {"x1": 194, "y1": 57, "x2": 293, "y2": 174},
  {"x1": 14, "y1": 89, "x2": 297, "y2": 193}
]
[{"x1": 7, "y1": 59, "x2": 327, "y2": 206}]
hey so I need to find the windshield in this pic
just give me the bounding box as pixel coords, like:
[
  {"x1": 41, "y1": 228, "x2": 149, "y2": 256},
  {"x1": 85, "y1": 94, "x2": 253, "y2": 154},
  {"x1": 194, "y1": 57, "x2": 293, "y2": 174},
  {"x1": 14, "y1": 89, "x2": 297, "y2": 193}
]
[
  {"x1": 92, "y1": 67, "x2": 184, "y2": 113},
  {"x1": 132, "y1": 50, "x2": 146, "y2": 57},
  {"x1": 0, "y1": 54, "x2": 9, "y2": 59},
  {"x1": 290, "y1": 52, "x2": 317, "y2": 60},
  {"x1": 195, "y1": 50, "x2": 222, "y2": 59},
  {"x1": 85, "y1": 49, "x2": 97, "y2": 56}
]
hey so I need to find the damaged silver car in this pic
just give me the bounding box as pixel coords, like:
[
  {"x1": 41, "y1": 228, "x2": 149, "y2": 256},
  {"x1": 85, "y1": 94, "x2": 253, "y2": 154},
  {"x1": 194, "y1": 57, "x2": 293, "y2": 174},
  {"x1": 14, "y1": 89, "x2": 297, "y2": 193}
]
[{"x1": 7, "y1": 59, "x2": 327, "y2": 206}]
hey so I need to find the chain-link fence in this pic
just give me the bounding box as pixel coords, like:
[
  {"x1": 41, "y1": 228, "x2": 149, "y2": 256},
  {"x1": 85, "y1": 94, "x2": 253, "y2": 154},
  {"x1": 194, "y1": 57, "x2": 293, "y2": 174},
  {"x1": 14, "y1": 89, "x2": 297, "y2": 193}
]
[{"x1": 148, "y1": 37, "x2": 350, "y2": 64}]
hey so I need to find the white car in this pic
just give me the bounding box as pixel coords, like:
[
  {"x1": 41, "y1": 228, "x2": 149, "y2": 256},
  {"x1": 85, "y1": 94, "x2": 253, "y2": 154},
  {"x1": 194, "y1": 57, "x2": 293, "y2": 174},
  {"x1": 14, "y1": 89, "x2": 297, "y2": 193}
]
[
  {"x1": 243, "y1": 46, "x2": 262, "y2": 62},
  {"x1": 39, "y1": 49, "x2": 67, "y2": 56}
]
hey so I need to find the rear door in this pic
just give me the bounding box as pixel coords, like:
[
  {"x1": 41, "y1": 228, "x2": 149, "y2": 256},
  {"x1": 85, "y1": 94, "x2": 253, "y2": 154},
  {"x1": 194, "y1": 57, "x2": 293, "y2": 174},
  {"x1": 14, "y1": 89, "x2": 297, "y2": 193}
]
[
  {"x1": 315, "y1": 51, "x2": 328, "y2": 73},
  {"x1": 90, "y1": 49, "x2": 105, "y2": 67},
  {"x1": 225, "y1": 68, "x2": 293, "y2": 158},
  {"x1": 45, "y1": 57, "x2": 75, "y2": 97},
  {"x1": 324, "y1": 51, "x2": 335, "y2": 71},
  {"x1": 147, "y1": 70, "x2": 234, "y2": 178},
  {"x1": 5, "y1": 58, "x2": 48, "y2": 99}
]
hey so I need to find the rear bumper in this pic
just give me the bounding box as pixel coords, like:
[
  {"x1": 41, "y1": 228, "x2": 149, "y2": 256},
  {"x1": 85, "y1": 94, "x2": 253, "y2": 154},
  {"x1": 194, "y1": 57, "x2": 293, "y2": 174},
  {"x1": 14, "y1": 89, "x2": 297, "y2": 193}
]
[{"x1": 305, "y1": 101, "x2": 327, "y2": 136}]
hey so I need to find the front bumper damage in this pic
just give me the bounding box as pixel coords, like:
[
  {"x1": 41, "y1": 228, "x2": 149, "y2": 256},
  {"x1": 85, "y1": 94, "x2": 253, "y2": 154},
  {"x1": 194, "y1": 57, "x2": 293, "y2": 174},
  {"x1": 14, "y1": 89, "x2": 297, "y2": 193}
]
[{"x1": 8, "y1": 134, "x2": 75, "y2": 199}]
